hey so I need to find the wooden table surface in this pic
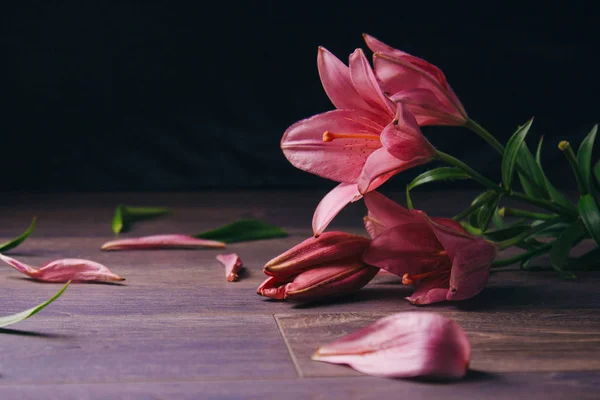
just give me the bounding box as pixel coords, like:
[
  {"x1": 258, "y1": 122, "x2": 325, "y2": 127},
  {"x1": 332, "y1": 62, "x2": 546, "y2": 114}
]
[{"x1": 0, "y1": 191, "x2": 599, "y2": 399}]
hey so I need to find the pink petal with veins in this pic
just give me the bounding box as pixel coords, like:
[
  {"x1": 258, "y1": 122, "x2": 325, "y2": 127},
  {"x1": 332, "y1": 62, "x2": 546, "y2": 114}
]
[
  {"x1": 312, "y1": 183, "x2": 363, "y2": 236},
  {"x1": 348, "y1": 48, "x2": 395, "y2": 117},
  {"x1": 0, "y1": 253, "x2": 124, "y2": 283},
  {"x1": 312, "y1": 312, "x2": 470, "y2": 379},
  {"x1": 101, "y1": 234, "x2": 225, "y2": 251},
  {"x1": 216, "y1": 253, "x2": 244, "y2": 282}
]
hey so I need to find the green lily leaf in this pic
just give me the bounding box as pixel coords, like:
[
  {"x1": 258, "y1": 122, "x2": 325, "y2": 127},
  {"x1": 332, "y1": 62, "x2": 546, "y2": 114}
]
[
  {"x1": 476, "y1": 194, "x2": 500, "y2": 232},
  {"x1": 0, "y1": 218, "x2": 36, "y2": 252},
  {"x1": 517, "y1": 142, "x2": 549, "y2": 199},
  {"x1": 0, "y1": 281, "x2": 70, "y2": 328},
  {"x1": 195, "y1": 219, "x2": 288, "y2": 243},
  {"x1": 550, "y1": 219, "x2": 586, "y2": 274},
  {"x1": 576, "y1": 124, "x2": 598, "y2": 195},
  {"x1": 594, "y1": 160, "x2": 600, "y2": 187},
  {"x1": 535, "y1": 137, "x2": 575, "y2": 210},
  {"x1": 112, "y1": 205, "x2": 172, "y2": 234},
  {"x1": 578, "y1": 194, "x2": 600, "y2": 245},
  {"x1": 405, "y1": 167, "x2": 470, "y2": 209},
  {"x1": 484, "y1": 224, "x2": 532, "y2": 242},
  {"x1": 492, "y1": 207, "x2": 505, "y2": 229},
  {"x1": 466, "y1": 191, "x2": 497, "y2": 230},
  {"x1": 502, "y1": 118, "x2": 534, "y2": 190}
]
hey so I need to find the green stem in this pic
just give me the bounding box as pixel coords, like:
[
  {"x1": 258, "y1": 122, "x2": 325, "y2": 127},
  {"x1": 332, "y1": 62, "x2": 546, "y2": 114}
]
[
  {"x1": 497, "y1": 217, "x2": 563, "y2": 250},
  {"x1": 453, "y1": 192, "x2": 496, "y2": 221},
  {"x1": 499, "y1": 207, "x2": 556, "y2": 221},
  {"x1": 466, "y1": 119, "x2": 505, "y2": 155},
  {"x1": 435, "y1": 151, "x2": 500, "y2": 192},
  {"x1": 559, "y1": 141, "x2": 587, "y2": 194},
  {"x1": 507, "y1": 191, "x2": 577, "y2": 218},
  {"x1": 492, "y1": 242, "x2": 553, "y2": 267}
]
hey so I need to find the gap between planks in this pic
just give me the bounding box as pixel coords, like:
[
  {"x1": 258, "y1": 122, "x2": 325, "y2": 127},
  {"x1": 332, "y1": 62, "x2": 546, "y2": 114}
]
[{"x1": 274, "y1": 314, "x2": 304, "y2": 378}]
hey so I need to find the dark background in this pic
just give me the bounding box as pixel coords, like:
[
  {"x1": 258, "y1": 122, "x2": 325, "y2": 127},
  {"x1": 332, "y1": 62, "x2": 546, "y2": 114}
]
[{"x1": 1, "y1": 1, "x2": 598, "y2": 192}]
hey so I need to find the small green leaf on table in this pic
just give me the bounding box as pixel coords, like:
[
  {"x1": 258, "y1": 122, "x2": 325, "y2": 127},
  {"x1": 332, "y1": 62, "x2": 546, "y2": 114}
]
[
  {"x1": 112, "y1": 205, "x2": 172, "y2": 235},
  {"x1": 0, "y1": 218, "x2": 36, "y2": 253},
  {"x1": 0, "y1": 281, "x2": 70, "y2": 329},
  {"x1": 195, "y1": 219, "x2": 288, "y2": 243}
]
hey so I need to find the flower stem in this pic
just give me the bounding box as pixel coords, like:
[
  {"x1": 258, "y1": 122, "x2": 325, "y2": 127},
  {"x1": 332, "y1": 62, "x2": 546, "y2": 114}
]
[
  {"x1": 466, "y1": 119, "x2": 505, "y2": 155},
  {"x1": 497, "y1": 218, "x2": 563, "y2": 250},
  {"x1": 492, "y1": 242, "x2": 553, "y2": 267},
  {"x1": 453, "y1": 191, "x2": 497, "y2": 221},
  {"x1": 559, "y1": 141, "x2": 587, "y2": 194},
  {"x1": 499, "y1": 207, "x2": 557, "y2": 221},
  {"x1": 507, "y1": 192, "x2": 577, "y2": 218},
  {"x1": 435, "y1": 150, "x2": 500, "y2": 192}
]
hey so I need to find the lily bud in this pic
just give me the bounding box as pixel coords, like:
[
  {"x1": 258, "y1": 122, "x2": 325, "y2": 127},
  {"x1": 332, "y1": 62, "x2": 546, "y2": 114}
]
[
  {"x1": 264, "y1": 231, "x2": 370, "y2": 278},
  {"x1": 257, "y1": 263, "x2": 379, "y2": 302},
  {"x1": 312, "y1": 312, "x2": 471, "y2": 379},
  {"x1": 258, "y1": 232, "x2": 378, "y2": 302},
  {"x1": 101, "y1": 234, "x2": 225, "y2": 251},
  {"x1": 0, "y1": 253, "x2": 125, "y2": 283}
]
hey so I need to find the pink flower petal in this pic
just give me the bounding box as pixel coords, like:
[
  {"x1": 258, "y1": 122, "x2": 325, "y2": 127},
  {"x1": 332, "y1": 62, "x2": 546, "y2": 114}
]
[
  {"x1": 281, "y1": 109, "x2": 383, "y2": 184},
  {"x1": 317, "y1": 47, "x2": 374, "y2": 113},
  {"x1": 357, "y1": 147, "x2": 430, "y2": 194},
  {"x1": 312, "y1": 183, "x2": 363, "y2": 236},
  {"x1": 405, "y1": 276, "x2": 450, "y2": 305},
  {"x1": 363, "y1": 33, "x2": 410, "y2": 58},
  {"x1": 348, "y1": 48, "x2": 395, "y2": 118},
  {"x1": 216, "y1": 253, "x2": 244, "y2": 282},
  {"x1": 101, "y1": 234, "x2": 225, "y2": 251},
  {"x1": 380, "y1": 104, "x2": 436, "y2": 161},
  {"x1": 390, "y1": 88, "x2": 465, "y2": 126},
  {"x1": 0, "y1": 253, "x2": 125, "y2": 283},
  {"x1": 312, "y1": 312, "x2": 471, "y2": 379},
  {"x1": 363, "y1": 191, "x2": 414, "y2": 234}
]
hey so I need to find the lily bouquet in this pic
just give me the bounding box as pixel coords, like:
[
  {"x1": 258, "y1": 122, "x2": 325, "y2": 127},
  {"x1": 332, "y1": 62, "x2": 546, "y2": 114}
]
[{"x1": 257, "y1": 34, "x2": 600, "y2": 305}]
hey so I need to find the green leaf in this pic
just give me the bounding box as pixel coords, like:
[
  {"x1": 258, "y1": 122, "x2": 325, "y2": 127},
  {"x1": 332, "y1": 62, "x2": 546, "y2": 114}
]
[
  {"x1": 517, "y1": 143, "x2": 549, "y2": 199},
  {"x1": 502, "y1": 118, "x2": 534, "y2": 190},
  {"x1": 535, "y1": 137, "x2": 575, "y2": 210},
  {"x1": 0, "y1": 281, "x2": 70, "y2": 328},
  {"x1": 594, "y1": 160, "x2": 600, "y2": 187},
  {"x1": 550, "y1": 219, "x2": 586, "y2": 273},
  {"x1": 405, "y1": 167, "x2": 470, "y2": 209},
  {"x1": 465, "y1": 191, "x2": 497, "y2": 230},
  {"x1": 476, "y1": 194, "x2": 500, "y2": 232},
  {"x1": 112, "y1": 205, "x2": 172, "y2": 234},
  {"x1": 0, "y1": 218, "x2": 36, "y2": 252},
  {"x1": 492, "y1": 207, "x2": 505, "y2": 229},
  {"x1": 576, "y1": 124, "x2": 598, "y2": 194},
  {"x1": 484, "y1": 224, "x2": 531, "y2": 242},
  {"x1": 578, "y1": 194, "x2": 600, "y2": 245},
  {"x1": 195, "y1": 219, "x2": 288, "y2": 243}
]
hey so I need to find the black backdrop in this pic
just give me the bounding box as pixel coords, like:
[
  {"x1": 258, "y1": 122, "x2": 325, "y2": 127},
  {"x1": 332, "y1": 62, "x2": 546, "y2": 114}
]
[{"x1": 2, "y1": 1, "x2": 598, "y2": 192}]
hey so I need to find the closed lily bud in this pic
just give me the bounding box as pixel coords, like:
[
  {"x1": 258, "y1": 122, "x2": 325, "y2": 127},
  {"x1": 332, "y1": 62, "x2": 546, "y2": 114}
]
[
  {"x1": 312, "y1": 312, "x2": 470, "y2": 379},
  {"x1": 101, "y1": 234, "x2": 225, "y2": 251},
  {"x1": 0, "y1": 253, "x2": 125, "y2": 283},
  {"x1": 264, "y1": 231, "x2": 370, "y2": 278},
  {"x1": 257, "y1": 263, "x2": 379, "y2": 302},
  {"x1": 216, "y1": 253, "x2": 244, "y2": 282}
]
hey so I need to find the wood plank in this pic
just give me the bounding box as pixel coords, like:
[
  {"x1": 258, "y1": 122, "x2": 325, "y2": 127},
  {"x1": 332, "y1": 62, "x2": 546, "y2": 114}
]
[
  {"x1": 0, "y1": 315, "x2": 296, "y2": 383},
  {"x1": 0, "y1": 373, "x2": 599, "y2": 400},
  {"x1": 276, "y1": 310, "x2": 600, "y2": 377}
]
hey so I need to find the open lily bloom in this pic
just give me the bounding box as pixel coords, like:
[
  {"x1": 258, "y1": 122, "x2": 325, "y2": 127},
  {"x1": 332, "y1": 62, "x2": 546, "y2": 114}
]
[
  {"x1": 0, "y1": 253, "x2": 125, "y2": 283},
  {"x1": 312, "y1": 312, "x2": 471, "y2": 379},
  {"x1": 364, "y1": 34, "x2": 468, "y2": 126},
  {"x1": 281, "y1": 47, "x2": 436, "y2": 236},
  {"x1": 361, "y1": 192, "x2": 496, "y2": 304},
  {"x1": 257, "y1": 232, "x2": 379, "y2": 302}
]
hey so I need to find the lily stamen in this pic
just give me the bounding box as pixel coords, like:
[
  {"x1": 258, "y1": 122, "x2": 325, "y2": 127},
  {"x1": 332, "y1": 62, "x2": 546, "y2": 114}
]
[
  {"x1": 322, "y1": 131, "x2": 380, "y2": 142},
  {"x1": 402, "y1": 266, "x2": 451, "y2": 285}
]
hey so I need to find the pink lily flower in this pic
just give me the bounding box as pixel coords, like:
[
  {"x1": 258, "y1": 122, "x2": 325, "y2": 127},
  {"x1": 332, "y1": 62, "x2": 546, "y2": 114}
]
[
  {"x1": 257, "y1": 232, "x2": 379, "y2": 302},
  {"x1": 101, "y1": 234, "x2": 225, "y2": 251},
  {"x1": 312, "y1": 312, "x2": 471, "y2": 379},
  {"x1": 216, "y1": 253, "x2": 244, "y2": 282},
  {"x1": 361, "y1": 192, "x2": 497, "y2": 304},
  {"x1": 281, "y1": 47, "x2": 436, "y2": 236},
  {"x1": 364, "y1": 34, "x2": 468, "y2": 126},
  {"x1": 0, "y1": 253, "x2": 125, "y2": 283}
]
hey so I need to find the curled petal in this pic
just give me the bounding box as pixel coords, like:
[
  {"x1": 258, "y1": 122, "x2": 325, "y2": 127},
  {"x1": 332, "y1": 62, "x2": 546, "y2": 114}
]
[
  {"x1": 348, "y1": 48, "x2": 395, "y2": 118},
  {"x1": 264, "y1": 231, "x2": 370, "y2": 277},
  {"x1": 390, "y1": 89, "x2": 466, "y2": 126},
  {"x1": 312, "y1": 183, "x2": 363, "y2": 237},
  {"x1": 363, "y1": 33, "x2": 409, "y2": 58},
  {"x1": 357, "y1": 147, "x2": 431, "y2": 194},
  {"x1": 312, "y1": 312, "x2": 470, "y2": 379},
  {"x1": 0, "y1": 253, "x2": 124, "y2": 283},
  {"x1": 281, "y1": 110, "x2": 383, "y2": 184},
  {"x1": 258, "y1": 263, "x2": 379, "y2": 303},
  {"x1": 101, "y1": 234, "x2": 225, "y2": 251},
  {"x1": 380, "y1": 104, "x2": 436, "y2": 160},
  {"x1": 216, "y1": 253, "x2": 244, "y2": 282}
]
